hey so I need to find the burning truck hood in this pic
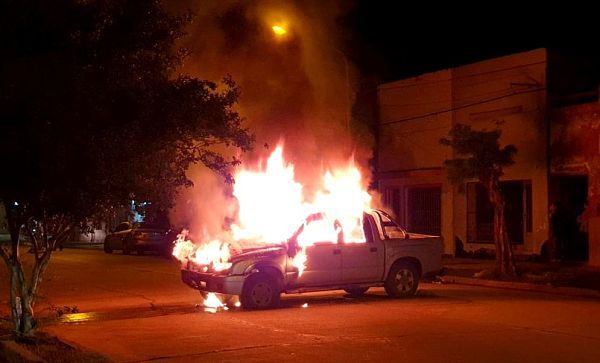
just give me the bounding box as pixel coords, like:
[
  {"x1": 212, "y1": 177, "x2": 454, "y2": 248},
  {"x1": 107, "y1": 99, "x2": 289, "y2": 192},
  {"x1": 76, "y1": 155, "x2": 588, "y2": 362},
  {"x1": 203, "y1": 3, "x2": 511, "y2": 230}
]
[{"x1": 230, "y1": 245, "x2": 286, "y2": 263}]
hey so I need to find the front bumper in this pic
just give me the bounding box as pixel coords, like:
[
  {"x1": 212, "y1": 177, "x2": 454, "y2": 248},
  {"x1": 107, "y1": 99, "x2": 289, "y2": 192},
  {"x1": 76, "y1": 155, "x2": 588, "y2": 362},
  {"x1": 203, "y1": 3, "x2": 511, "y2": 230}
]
[{"x1": 181, "y1": 269, "x2": 245, "y2": 295}]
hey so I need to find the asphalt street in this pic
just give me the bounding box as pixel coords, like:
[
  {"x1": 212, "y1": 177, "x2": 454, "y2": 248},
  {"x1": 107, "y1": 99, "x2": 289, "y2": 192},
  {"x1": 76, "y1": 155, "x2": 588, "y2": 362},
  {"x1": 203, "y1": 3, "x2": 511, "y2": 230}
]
[{"x1": 2, "y1": 249, "x2": 600, "y2": 362}]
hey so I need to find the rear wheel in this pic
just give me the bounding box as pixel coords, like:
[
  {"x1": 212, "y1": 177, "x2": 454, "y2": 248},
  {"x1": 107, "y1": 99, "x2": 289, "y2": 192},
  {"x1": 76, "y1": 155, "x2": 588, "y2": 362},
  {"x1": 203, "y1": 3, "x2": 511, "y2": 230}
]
[
  {"x1": 241, "y1": 273, "x2": 280, "y2": 309},
  {"x1": 344, "y1": 287, "x2": 369, "y2": 297},
  {"x1": 103, "y1": 241, "x2": 113, "y2": 254},
  {"x1": 385, "y1": 262, "x2": 419, "y2": 298}
]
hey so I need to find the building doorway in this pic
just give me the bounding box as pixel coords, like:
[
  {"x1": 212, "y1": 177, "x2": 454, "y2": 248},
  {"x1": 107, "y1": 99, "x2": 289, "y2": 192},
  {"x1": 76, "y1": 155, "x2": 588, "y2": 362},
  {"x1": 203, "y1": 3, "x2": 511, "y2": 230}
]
[{"x1": 549, "y1": 175, "x2": 588, "y2": 261}]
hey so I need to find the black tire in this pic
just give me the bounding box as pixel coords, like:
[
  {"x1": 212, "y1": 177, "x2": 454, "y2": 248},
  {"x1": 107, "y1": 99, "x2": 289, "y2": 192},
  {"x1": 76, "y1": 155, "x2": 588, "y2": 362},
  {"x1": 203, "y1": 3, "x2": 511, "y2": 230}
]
[
  {"x1": 161, "y1": 245, "x2": 173, "y2": 259},
  {"x1": 385, "y1": 262, "x2": 419, "y2": 298},
  {"x1": 122, "y1": 240, "x2": 131, "y2": 255},
  {"x1": 344, "y1": 287, "x2": 369, "y2": 297},
  {"x1": 240, "y1": 273, "x2": 280, "y2": 309},
  {"x1": 103, "y1": 241, "x2": 113, "y2": 254}
]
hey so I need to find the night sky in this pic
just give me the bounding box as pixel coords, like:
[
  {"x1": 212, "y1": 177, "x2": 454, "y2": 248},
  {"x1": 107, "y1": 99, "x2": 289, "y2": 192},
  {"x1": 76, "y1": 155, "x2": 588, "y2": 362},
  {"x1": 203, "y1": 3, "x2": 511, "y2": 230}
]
[{"x1": 340, "y1": 2, "x2": 600, "y2": 81}]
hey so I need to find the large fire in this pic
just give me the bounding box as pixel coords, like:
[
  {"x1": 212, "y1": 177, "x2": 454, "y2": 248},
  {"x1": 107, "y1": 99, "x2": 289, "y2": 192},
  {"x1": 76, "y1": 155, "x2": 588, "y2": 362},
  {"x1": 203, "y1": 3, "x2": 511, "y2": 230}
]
[{"x1": 173, "y1": 144, "x2": 371, "y2": 304}]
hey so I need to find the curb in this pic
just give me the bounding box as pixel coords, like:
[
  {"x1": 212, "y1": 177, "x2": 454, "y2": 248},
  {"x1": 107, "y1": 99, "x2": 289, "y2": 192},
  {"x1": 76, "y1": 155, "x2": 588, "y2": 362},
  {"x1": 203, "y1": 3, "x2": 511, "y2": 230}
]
[
  {"x1": 62, "y1": 243, "x2": 103, "y2": 249},
  {"x1": 441, "y1": 275, "x2": 600, "y2": 299}
]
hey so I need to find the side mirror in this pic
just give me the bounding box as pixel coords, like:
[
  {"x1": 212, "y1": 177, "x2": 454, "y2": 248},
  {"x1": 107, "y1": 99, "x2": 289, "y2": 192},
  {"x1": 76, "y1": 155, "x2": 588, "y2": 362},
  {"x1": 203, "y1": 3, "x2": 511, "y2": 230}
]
[{"x1": 405, "y1": 233, "x2": 410, "y2": 240}]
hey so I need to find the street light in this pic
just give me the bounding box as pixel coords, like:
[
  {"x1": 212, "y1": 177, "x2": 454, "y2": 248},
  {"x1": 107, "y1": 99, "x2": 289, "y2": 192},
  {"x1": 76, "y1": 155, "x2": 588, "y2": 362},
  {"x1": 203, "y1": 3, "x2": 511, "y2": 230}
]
[
  {"x1": 270, "y1": 23, "x2": 351, "y2": 131},
  {"x1": 271, "y1": 24, "x2": 287, "y2": 36}
]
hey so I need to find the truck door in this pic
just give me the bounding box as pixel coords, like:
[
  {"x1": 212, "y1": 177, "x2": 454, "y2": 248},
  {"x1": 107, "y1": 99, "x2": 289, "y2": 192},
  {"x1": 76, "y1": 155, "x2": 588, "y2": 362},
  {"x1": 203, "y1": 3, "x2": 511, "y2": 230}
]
[
  {"x1": 299, "y1": 242, "x2": 342, "y2": 286},
  {"x1": 294, "y1": 217, "x2": 342, "y2": 286},
  {"x1": 341, "y1": 215, "x2": 384, "y2": 283}
]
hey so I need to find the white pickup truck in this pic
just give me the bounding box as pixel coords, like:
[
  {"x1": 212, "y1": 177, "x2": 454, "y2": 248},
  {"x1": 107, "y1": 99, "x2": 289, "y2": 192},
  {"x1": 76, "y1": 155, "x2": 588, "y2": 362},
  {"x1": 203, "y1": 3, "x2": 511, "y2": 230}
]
[{"x1": 181, "y1": 209, "x2": 443, "y2": 309}]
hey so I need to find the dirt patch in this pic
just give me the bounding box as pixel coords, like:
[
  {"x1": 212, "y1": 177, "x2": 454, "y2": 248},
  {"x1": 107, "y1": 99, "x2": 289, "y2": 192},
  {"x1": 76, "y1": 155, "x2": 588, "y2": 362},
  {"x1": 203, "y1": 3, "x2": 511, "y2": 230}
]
[
  {"x1": 444, "y1": 257, "x2": 600, "y2": 290},
  {"x1": 0, "y1": 319, "x2": 107, "y2": 362}
]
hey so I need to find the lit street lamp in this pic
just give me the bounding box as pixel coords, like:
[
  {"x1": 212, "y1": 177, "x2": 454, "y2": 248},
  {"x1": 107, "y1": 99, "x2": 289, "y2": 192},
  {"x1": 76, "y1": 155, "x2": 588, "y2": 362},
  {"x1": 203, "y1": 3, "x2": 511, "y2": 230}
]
[
  {"x1": 271, "y1": 24, "x2": 287, "y2": 36},
  {"x1": 271, "y1": 23, "x2": 352, "y2": 131}
]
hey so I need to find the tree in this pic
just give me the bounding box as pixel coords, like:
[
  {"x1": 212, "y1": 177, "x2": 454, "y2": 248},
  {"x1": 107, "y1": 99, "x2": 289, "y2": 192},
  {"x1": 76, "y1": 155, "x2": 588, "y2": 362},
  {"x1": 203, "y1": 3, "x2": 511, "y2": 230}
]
[
  {"x1": 440, "y1": 124, "x2": 517, "y2": 276},
  {"x1": 0, "y1": 0, "x2": 253, "y2": 336}
]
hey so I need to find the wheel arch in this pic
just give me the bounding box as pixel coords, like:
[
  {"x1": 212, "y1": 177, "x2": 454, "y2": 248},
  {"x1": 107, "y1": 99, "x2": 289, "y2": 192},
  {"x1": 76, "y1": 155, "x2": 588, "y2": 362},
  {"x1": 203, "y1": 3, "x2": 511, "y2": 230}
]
[
  {"x1": 386, "y1": 257, "x2": 422, "y2": 280},
  {"x1": 244, "y1": 264, "x2": 285, "y2": 291}
]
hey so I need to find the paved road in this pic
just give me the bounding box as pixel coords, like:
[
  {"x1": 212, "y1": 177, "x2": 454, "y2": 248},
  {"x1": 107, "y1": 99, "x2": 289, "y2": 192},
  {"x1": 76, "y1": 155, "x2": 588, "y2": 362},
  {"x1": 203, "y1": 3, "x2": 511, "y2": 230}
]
[
  {"x1": 3, "y1": 249, "x2": 600, "y2": 362},
  {"x1": 0, "y1": 248, "x2": 199, "y2": 315}
]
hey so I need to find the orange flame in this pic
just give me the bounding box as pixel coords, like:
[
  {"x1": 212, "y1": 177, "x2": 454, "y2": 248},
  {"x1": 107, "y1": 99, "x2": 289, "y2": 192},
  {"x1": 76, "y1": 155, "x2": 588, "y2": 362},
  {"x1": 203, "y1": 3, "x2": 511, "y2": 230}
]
[
  {"x1": 204, "y1": 292, "x2": 225, "y2": 313},
  {"x1": 190, "y1": 240, "x2": 232, "y2": 272},
  {"x1": 173, "y1": 143, "x2": 371, "y2": 279}
]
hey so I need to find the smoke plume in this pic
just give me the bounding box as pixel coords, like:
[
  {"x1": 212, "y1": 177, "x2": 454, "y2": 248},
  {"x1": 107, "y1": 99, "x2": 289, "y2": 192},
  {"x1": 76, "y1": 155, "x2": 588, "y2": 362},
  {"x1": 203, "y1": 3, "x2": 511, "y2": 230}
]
[{"x1": 167, "y1": 0, "x2": 373, "y2": 234}]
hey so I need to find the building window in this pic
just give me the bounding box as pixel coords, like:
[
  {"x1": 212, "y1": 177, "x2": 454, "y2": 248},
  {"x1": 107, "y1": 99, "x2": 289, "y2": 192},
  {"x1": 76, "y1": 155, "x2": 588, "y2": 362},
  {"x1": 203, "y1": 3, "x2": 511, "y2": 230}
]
[
  {"x1": 383, "y1": 187, "x2": 402, "y2": 224},
  {"x1": 467, "y1": 180, "x2": 531, "y2": 244},
  {"x1": 406, "y1": 186, "x2": 441, "y2": 235},
  {"x1": 525, "y1": 182, "x2": 532, "y2": 233}
]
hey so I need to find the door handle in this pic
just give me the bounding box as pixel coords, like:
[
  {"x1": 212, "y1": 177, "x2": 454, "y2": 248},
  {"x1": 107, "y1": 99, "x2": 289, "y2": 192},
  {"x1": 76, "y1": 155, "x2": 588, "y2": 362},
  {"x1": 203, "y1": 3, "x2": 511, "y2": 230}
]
[
  {"x1": 333, "y1": 249, "x2": 341, "y2": 255},
  {"x1": 370, "y1": 247, "x2": 377, "y2": 252}
]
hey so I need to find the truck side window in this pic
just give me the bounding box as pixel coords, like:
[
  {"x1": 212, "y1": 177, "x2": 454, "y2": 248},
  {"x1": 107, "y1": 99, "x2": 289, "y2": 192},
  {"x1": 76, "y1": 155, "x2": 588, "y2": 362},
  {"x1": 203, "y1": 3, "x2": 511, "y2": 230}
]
[
  {"x1": 375, "y1": 211, "x2": 406, "y2": 239},
  {"x1": 384, "y1": 224, "x2": 406, "y2": 239}
]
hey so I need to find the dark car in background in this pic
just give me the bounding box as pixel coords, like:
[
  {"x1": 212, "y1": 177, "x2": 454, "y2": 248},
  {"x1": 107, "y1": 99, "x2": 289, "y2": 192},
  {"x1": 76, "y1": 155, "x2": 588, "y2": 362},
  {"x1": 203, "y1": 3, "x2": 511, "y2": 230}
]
[{"x1": 104, "y1": 221, "x2": 176, "y2": 256}]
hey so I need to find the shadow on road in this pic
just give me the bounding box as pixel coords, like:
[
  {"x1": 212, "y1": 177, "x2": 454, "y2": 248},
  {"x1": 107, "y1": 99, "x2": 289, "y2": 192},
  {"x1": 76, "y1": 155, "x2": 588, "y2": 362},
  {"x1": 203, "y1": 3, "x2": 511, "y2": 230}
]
[{"x1": 277, "y1": 288, "x2": 442, "y2": 309}]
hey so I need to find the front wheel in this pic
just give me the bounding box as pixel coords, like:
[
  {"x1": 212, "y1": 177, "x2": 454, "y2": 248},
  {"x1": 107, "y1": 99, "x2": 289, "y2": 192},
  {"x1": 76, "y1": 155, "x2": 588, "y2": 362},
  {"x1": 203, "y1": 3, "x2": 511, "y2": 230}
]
[
  {"x1": 385, "y1": 262, "x2": 419, "y2": 298},
  {"x1": 161, "y1": 245, "x2": 174, "y2": 259},
  {"x1": 122, "y1": 240, "x2": 131, "y2": 255},
  {"x1": 241, "y1": 273, "x2": 280, "y2": 309}
]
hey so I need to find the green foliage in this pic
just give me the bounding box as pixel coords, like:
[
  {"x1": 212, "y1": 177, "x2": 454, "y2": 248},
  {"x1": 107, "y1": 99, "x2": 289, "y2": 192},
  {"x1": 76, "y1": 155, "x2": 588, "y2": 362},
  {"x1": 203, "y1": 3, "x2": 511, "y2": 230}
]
[
  {"x1": 0, "y1": 0, "x2": 254, "y2": 226},
  {"x1": 440, "y1": 124, "x2": 517, "y2": 189}
]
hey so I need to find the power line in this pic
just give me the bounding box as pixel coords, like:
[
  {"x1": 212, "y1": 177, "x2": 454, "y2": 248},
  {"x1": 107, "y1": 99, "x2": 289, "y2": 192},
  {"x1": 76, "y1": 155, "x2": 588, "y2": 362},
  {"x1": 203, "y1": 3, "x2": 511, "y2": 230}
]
[
  {"x1": 381, "y1": 87, "x2": 547, "y2": 126},
  {"x1": 380, "y1": 107, "x2": 540, "y2": 139},
  {"x1": 378, "y1": 60, "x2": 546, "y2": 91},
  {"x1": 380, "y1": 83, "x2": 526, "y2": 108}
]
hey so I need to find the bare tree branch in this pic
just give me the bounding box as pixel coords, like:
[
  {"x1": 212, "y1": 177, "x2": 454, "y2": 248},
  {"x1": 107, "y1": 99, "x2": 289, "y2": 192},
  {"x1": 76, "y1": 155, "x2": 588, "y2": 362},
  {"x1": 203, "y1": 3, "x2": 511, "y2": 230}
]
[
  {"x1": 42, "y1": 211, "x2": 49, "y2": 250},
  {"x1": 25, "y1": 220, "x2": 40, "y2": 260},
  {"x1": 29, "y1": 249, "x2": 52, "y2": 298}
]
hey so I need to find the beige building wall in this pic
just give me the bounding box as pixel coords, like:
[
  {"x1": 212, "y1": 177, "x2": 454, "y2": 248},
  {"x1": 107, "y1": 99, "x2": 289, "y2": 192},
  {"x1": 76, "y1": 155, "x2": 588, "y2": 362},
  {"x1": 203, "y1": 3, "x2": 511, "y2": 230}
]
[
  {"x1": 378, "y1": 70, "x2": 454, "y2": 254},
  {"x1": 378, "y1": 49, "x2": 550, "y2": 256}
]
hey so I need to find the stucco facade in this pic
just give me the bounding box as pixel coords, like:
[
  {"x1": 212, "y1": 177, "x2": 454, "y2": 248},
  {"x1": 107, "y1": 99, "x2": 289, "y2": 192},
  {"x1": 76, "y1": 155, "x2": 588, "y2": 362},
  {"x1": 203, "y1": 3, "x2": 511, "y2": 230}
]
[{"x1": 377, "y1": 49, "x2": 550, "y2": 257}]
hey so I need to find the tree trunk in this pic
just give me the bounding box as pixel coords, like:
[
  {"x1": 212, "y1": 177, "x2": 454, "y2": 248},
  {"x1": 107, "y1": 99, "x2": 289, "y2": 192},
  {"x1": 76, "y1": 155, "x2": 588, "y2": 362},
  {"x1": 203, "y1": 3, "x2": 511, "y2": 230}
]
[
  {"x1": 19, "y1": 269, "x2": 35, "y2": 335},
  {"x1": 1, "y1": 204, "x2": 57, "y2": 337},
  {"x1": 6, "y1": 254, "x2": 38, "y2": 336},
  {"x1": 488, "y1": 181, "x2": 516, "y2": 276},
  {"x1": 9, "y1": 265, "x2": 20, "y2": 330}
]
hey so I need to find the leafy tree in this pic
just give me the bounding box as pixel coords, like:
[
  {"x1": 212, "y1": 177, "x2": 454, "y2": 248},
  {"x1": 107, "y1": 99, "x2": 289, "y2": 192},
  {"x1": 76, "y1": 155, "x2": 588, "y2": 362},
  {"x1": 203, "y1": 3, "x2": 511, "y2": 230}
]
[
  {"x1": 440, "y1": 124, "x2": 517, "y2": 275},
  {"x1": 0, "y1": 0, "x2": 253, "y2": 336}
]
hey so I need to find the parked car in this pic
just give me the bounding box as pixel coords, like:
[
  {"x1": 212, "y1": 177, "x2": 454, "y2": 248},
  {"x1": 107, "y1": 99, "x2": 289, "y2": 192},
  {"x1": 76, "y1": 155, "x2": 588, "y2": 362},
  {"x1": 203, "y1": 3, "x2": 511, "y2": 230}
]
[
  {"x1": 104, "y1": 221, "x2": 175, "y2": 256},
  {"x1": 181, "y1": 209, "x2": 444, "y2": 309}
]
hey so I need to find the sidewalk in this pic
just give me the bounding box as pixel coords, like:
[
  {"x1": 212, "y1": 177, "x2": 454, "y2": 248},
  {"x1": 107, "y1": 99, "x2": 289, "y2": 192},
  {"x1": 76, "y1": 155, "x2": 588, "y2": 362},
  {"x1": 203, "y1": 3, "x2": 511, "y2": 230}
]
[
  {"x1": 441, "y1": 256, "x2": 600, "y2": 298},
  {"x1": 0, "y1": 234, "x2": 103, "y2": 249},
  {"x1": 62, "y1": 241, "x2": 103, "y2": 250}
]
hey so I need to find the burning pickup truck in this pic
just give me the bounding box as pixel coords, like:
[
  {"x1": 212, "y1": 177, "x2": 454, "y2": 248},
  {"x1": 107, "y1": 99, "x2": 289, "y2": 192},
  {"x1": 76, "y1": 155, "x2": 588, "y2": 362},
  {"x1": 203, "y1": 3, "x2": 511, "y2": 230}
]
[{"x1": 180, "y1": 209, "x2": 443, "y2": 309}]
